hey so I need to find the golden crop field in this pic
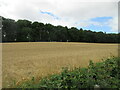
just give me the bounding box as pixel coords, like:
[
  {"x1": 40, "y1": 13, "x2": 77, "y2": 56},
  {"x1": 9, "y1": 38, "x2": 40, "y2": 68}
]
[{"x1": 2, "y1": 42, "x2": 118, "y2": 87}]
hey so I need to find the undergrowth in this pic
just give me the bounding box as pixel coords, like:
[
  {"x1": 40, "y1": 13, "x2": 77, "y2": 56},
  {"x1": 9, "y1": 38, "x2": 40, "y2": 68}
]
[{"x1": 12, "y1": 57, "x2": 120, "y2": 89}]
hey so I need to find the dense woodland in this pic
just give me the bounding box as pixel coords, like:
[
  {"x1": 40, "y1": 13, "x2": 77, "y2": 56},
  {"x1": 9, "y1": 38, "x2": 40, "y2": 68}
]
[{"x1": 1, "y1": 17, "x2": 120, "y2": 43}]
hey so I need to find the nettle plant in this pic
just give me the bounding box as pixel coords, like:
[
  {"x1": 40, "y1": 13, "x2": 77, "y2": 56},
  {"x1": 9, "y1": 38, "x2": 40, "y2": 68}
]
[{"x1": 15, "y1": 57, "x2": 120, "y2": 89}]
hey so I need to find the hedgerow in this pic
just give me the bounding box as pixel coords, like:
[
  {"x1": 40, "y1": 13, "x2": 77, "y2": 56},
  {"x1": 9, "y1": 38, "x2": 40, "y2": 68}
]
[{"x1": 14, "y1": 57, "x2": 120, "y2": 89}]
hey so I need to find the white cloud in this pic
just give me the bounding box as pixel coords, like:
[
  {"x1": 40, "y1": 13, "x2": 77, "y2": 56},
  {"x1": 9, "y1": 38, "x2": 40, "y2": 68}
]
[
  {"x1": 107, "y1": 17, "x2": 118, "y2": 32},
  {"x1": 0, "y1": 0, "x2": 119, "y2": 32}
]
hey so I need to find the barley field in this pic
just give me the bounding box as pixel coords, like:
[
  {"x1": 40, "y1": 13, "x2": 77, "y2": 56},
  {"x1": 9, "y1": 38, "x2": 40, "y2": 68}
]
[{"x1": 2, "y1": 42, "x2": 118, "y2": 87}]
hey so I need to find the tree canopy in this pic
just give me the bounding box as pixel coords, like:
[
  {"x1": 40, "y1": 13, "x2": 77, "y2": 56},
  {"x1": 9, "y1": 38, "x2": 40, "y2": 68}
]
[{"x1": 1, "y1": 17, "x2": 119, "y2": 43}]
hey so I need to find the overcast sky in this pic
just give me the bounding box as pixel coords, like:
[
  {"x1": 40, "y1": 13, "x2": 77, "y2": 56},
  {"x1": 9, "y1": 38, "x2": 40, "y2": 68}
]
[{"x1": 0, "y1": 0, "x2": 119, "y2": 33}]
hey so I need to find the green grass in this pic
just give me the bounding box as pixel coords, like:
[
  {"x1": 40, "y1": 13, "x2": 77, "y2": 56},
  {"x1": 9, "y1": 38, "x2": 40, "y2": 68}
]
[{"x1": 13, "y1": 57, "x2": 120, "y2": 89}]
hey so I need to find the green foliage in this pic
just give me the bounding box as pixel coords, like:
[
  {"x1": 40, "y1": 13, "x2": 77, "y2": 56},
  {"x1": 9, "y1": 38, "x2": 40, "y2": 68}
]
[
  {"x1": 2, "y1": 17, "x2": 119, "y2": 43},
  {"x1": 15, "y1": 57, "x2": 120, "y2": 89}
]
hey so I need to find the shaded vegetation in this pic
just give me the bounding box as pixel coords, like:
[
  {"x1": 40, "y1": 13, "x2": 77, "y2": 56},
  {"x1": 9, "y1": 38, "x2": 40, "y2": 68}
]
[
  {"x1": 13, "y1": 57, "x2": 120, "y2": 89},
  {"x1": 1, "y1": 17, "x2": 120, "y2": 43}
]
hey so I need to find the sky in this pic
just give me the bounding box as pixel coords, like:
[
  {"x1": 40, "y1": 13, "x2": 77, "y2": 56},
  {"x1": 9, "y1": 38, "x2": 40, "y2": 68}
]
[{"x1": 0, "y1": 0, "x2": 119, "y2": 33}]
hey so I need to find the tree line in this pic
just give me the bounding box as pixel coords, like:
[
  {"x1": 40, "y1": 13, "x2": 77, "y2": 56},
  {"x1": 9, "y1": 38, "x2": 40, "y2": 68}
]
[{"x1": 1, "y1": 17, "x2": 120, "y2": 43}]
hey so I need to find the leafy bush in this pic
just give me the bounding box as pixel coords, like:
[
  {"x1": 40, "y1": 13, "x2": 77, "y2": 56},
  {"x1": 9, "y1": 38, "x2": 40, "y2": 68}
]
[{"x1": 15, "y1": 57, "x2": 120, "y2": 89}]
